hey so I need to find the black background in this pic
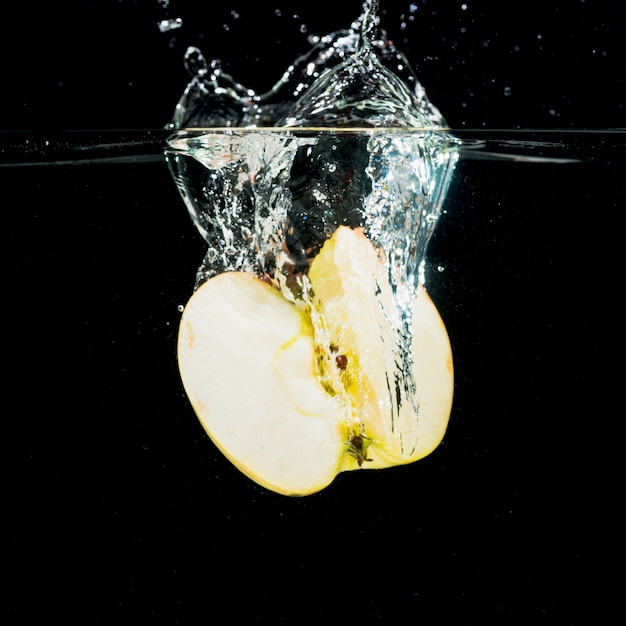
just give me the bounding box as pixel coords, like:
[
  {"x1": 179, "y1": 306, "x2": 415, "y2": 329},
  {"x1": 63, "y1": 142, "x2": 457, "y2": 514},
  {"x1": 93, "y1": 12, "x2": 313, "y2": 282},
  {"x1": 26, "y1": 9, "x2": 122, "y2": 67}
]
[{"x1": 3, "y1": 1, "x2": 624, "y2": 624}]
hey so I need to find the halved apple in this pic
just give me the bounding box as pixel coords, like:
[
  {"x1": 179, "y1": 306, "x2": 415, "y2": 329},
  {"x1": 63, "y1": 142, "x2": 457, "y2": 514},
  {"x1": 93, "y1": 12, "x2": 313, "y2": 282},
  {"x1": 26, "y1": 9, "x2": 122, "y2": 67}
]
[{"x1": 178, "y1": 226, "x2": 453, "y2": 495}]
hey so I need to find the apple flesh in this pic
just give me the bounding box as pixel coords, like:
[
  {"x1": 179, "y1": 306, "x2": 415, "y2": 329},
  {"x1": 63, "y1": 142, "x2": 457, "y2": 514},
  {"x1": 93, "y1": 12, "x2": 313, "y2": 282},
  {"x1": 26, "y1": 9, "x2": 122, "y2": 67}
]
[{"x1": 178, "y1": 226, "x2": 453, "y2": 495}]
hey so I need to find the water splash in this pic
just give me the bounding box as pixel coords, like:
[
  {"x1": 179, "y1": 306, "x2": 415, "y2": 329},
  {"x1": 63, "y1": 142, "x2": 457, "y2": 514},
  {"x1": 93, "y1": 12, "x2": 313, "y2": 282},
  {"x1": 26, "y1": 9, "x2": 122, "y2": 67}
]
[
  {"x1": 166, "y1": 0, "x2": 459, "y2": 457},
  {"x1": 167, "y1": 0, "x2": 445, "y2": 130},
  {"x1": 166, "y1": 0, "x2": 458, "y2": 292}
]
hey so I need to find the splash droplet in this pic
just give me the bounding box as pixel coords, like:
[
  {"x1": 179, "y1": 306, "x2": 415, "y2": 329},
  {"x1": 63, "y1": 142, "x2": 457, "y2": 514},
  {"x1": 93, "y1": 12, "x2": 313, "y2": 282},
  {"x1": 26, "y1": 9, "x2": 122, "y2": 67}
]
[{"x1": 158, "y1": 18, "x2": 182, "y2": 33}]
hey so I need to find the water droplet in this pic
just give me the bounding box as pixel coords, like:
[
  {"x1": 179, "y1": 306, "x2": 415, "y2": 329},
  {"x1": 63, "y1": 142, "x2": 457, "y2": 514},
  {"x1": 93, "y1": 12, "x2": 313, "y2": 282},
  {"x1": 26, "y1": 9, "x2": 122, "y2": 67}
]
[{"x1": 158, "y1": 18, "x2": 182, "y2": 33}]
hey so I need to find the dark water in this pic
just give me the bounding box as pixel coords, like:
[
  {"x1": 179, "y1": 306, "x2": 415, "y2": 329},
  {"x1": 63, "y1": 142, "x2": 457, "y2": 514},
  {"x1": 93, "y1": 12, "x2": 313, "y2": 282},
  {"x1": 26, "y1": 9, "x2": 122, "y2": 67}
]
[{"x1": 4, "y1": 130, "x2": 624, "y2": 623}]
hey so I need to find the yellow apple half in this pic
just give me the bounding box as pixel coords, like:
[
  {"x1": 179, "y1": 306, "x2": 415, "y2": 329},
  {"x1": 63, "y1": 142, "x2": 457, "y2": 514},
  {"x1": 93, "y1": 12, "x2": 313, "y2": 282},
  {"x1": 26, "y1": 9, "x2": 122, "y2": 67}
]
[{"x1": 178, "y1": 226, "x2": 453, "y2": 495}]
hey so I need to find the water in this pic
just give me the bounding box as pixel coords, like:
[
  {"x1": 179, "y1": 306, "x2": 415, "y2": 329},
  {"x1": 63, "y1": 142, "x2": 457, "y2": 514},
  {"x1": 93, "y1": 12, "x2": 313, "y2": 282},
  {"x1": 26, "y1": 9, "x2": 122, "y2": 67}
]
[
  {"x1": 165, "y1": 129, "x2": 458, "y2": 297},
  {"x1": 5, "y1": 0, "x2": 623, "y2": 620},
  {"x1": 4, "y1": 126, "x2": 624, "y2": 621}
]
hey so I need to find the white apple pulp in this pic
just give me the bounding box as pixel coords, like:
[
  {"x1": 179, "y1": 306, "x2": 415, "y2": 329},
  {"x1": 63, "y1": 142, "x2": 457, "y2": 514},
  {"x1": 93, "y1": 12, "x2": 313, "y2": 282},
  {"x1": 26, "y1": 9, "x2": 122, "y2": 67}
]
[{"x1": 178, "y1": 227, "x2": 453, "y2": 495}]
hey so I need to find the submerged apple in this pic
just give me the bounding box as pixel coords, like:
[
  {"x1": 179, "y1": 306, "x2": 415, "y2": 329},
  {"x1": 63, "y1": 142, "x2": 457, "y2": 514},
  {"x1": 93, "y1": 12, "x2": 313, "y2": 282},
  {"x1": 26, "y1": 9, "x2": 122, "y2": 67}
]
[{"x1": 178, "y1": 226, "x2": 453, "y2": 495}]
